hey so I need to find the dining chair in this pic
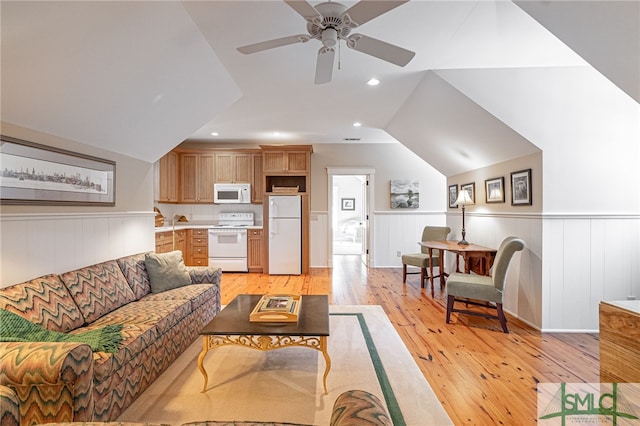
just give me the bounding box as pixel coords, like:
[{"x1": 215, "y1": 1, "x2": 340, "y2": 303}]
[
  {"x1": 445, "y1": 236, "x2": 525, "y2": 333},
  {"x1": 401, "y1": 226, "x2": 451, "y2": 293}
]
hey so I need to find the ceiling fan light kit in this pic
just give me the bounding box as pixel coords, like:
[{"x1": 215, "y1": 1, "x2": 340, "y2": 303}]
[{"x1": 237, "y1": 0, "x2": 415, "y2": 84}]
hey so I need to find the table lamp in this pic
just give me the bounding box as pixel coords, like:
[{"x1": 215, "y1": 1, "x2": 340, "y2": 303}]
[{"x1": 455, "y1": 190, "x2": 474, "y2": 245}]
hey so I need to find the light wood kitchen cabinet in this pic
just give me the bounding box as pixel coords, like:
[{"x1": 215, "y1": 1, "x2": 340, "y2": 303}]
[
  {"x1": 180, "y1": 153, "x2": 215, "y2": 203},
  {"x1": 187, "y1": 228, "x2": 208, "y2": 267},
  {"x1": 158, "y1": 151, "x2": 178, "y2": 202},
  {"x1": 248, "y1": 229, "x2": 263, "y2": 272},
  {"x1": 155, "y1": 230, "x2": 186, "y2": 255},
  {"x1": 261, "y1": 145, "x2": 311, "y2": 175},
  {"x1": 215, "y1": 152, "x2": 252, "y2": 183},
  {"x1": 252, "y1": 153, "x2": 263, "y2": 203}
]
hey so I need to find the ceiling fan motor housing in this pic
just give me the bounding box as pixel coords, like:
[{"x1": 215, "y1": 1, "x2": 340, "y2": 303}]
[{"x1": 307, "y1": 2, "x2": 352, "y2": 42}]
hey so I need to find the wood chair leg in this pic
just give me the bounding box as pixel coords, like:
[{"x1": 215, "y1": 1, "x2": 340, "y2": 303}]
[
  {"x1": 446, "y1": 295, "x2": 455, "y2": 323},
  {"x1": 497, "y1": 303, "x2": 509, "y2": 333},
  {"x1": 420, "y1": 268, "x2": 426, "y2": 288},
  {"x1": 402, "y1": 264, "x2": 407, "y2": 283}
]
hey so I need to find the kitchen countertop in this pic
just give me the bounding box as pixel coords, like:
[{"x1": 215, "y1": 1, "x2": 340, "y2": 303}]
[{"x1": 155, "y1": 223, "x2": 263, "y2": 232}]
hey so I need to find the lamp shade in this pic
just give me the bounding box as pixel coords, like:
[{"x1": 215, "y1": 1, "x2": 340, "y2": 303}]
[{"x1": 455, "y1": 189, "x2": 474, "y2": 206}]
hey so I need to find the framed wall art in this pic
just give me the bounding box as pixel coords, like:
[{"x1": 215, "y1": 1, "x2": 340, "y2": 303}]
[
  {"x1": 390, "y1": 179, "x2": 419, "y2": 209},
  {"x1": 448, "y1": 184, "x2": 458, "y2": 208},
  {"x1": 485, "y1": 176, "x2": 505, "y2": 203},
  {"x1": 460, "y1": 182, "x2": 475, "y2": 203},
  {"x1": 511, "y1": 169, "x2": 532, "y2": 206},
  {"x1": 341, "y1": 198, "x2": 355, "y2": 211},
  {"x1": 0, "y1": 135, "x2": 116, "y2": 206}
]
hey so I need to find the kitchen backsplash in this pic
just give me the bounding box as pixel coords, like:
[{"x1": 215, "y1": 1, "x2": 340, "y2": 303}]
[{"x1": 154, "y1": 203, "x2": 264, "y2": 225}]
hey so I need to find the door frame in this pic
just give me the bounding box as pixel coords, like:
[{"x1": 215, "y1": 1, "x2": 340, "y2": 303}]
[{"x1": 327, "y1": 167, "x2": 375, "y2": 268}]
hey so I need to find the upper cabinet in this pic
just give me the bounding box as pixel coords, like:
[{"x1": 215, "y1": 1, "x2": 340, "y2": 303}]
[
  {"x1": 157, "y1": 145, "x2": 311, "y2": 204},
  {"x1": 252, "y1": 153, "x2": 263, "y2": 204},
  {"x1": 261, "y1": 146, "x2": 311, "y2": 175},
  {"x1": 158, "y1": 151, "x2": 178, "y2": 203},
  {"x1": 261, "y1": 145, "x2": 312, "y2": 194},
  {"x1": 215, "y1": 152, "x2": 252, "y2": 183},
  {"x1": 180, "y1": 152, "x2": 215, "y2": 203}
]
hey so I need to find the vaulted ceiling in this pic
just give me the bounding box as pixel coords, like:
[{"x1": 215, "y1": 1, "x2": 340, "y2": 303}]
[{"x1": 2, "y1": 1, "x2": 638, "y2": 176}]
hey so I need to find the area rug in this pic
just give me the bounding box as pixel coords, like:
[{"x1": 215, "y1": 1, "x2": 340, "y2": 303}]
[{"x1": 117, "y1": 305, "x2": 452, "y2": 425}]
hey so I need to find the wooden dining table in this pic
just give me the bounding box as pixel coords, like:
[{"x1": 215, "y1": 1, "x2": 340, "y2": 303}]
[{"x1": 419, "y1": 240, "x2": 497, "y2": 290}]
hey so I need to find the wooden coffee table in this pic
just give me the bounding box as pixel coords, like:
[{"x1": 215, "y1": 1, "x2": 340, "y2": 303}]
[{"x1": 198, "y1": 294, "x2": 331, "y2": 394}]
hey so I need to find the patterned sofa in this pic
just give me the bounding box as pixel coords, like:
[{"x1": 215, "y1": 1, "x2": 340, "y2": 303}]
[
  {"x1": 0, "y1": 388, "x2": 392, "y2": 426},
  {"x1": 0, "y1": 252, "x2": 221, "y2": 425}
]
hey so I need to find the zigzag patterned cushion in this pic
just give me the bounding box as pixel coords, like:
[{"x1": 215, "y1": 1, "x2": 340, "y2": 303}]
[
  {"x1": 188, "y1": 267, "x2": 222, "y2": 284},
  {"x1": 60, "y1": 261, "x2": 137, "y2": 324},
  {"x1": 117, "y1": 253, "x2": 152, "y2": 299},
  {"x1": 0, "y1": 274, "x2": 84, "y2": 332}
]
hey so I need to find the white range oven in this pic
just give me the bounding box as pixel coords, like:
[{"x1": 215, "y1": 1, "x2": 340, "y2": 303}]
[{"x1": 208, "y1": 212, "x2": 254, "y2": 272}]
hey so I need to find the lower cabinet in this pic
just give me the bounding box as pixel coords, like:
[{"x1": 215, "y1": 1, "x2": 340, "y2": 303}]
[
  {"x1": 155, "y1": 230, "x2": 186, "y2": 256},
  {"x1": 248, "y1": 229, "x2": 263, "y2": 272},
  {"x1": 188, "y1": 229, "x2": 209, "y2": 266}
]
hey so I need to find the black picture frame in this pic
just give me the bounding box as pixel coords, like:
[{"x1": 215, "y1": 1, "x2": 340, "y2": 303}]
[
  {"x1": 485, "y1": 176, "x2": 505, "y2": 203},
  {"x1": 0, "y1": 135, "x2": 116, "y2": 206},
  {"x1": 448, "y1": 184, "x2": 458, "y2": 208},
  {"x1": 511, "y1": 169, "x2": 532, "y2": 206},
  {"x1": 341, "y1": 198, "x2": 355, "y2": 211},
  {"x1": 460, "y1": 182, "x2": 475, "y2": 204}
]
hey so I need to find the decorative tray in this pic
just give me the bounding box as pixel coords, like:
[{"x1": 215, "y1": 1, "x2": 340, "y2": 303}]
[
  {"x1": 249, "y1": 294, "x2": 301, "y2": 323},
  {"x1": 272, "y1": 186, "x2": 299, "y2": 193}
]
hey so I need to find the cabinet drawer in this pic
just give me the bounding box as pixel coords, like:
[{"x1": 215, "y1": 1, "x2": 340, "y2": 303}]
[
  {"x1": 191, "y1": 229, "x2": 208, "y2": 237},
  {"x1": 190, "y1": 256, "x2": 209, "y2": 267},
  {"x1": 191, "y1": 246, "x2": 208, "y2": 256},
  {"x1": 191, "y1": 237, "x2": 207, "y2": 247}
]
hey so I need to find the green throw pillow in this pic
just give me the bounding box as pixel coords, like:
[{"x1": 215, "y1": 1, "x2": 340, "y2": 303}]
[{"x1": 145, "y1": 250, "x2": 191, "y2": 293}]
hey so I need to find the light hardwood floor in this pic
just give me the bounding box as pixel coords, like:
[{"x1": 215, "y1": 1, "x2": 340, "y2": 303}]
[{"x1": 220, "y1": 255, "x2": 600, "y2": 425}]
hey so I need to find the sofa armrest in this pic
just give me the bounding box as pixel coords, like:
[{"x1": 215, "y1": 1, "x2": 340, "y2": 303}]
[
  {"x1": 0, "y1": 342, "x2": 95, "y2": 424},
  {"x1": 0, "y1": 384, "x2": 19, "y2": 426},
  {"x1": 187, "y1": 266, "x2": 222, "y2": 285},
  {"x1": 330, "y1": 390, "x2": 392, "y2": 426}
]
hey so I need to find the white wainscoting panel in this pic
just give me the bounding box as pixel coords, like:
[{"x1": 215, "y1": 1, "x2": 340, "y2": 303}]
[
  {"x1": 372, "y1": 211, "x2": 447, "y2": 268},
  {"x1": 1, "y1": 212, "x2": 155, "y2": 287},
  {"x1": 542, "y1": 215, "x2": 640, "y2": 331}
]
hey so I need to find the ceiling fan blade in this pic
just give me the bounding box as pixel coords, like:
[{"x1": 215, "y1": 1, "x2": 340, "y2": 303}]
[
  {"x1": 346, "y1": 34, "x2": 415, "y2": 66},
  {"x1": 315, "y1": 47, "x2": 335, "y2": 85},
  {"x1": 237, "y1": 34, "x2": 310, "y2": 54},
  {"x1": 342, "y1": 0, "x2": 408, "y2": 27},
  {"x1": 284, "y1": 1, "x2": 324, "y2": 27}
]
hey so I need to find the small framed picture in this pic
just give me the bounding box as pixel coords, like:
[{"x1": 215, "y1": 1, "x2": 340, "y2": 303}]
[
  {"x1": 448, "y1": 184, "x2": 458, "y2": 208},
  {"x1": 511, "y1": 169, "x2": 532, "y2": 205},
  {"x1": 460, "y1": 182, "x2": 475, "y2": 203},
  {"x1": 341, "y1": 198, "x2": 355, "y2": 211},
  {"x1": 485, "y1": 177, "x2": 505, "y2": 203}
]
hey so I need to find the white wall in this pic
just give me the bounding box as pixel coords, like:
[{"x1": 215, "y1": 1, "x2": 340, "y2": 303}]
[{"x1": 0, "y1": 123, "x2": 156, "y2": 287}]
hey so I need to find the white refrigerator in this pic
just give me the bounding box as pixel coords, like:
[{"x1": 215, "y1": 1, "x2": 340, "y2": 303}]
[{"x1": 268, "y1": 195, "x2": 301, "y2": 275}]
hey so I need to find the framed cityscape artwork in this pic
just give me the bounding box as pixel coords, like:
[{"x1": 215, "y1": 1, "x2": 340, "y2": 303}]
[{"x1": 0, "y1": 135, "x2": 116, "y2": 206}]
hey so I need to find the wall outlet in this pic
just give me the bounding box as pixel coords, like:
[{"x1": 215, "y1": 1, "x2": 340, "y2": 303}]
[
  {"x1": 396, "y1": 251, "x2": 401, "y2": 257},
  {"x1": 627, "y1": 295, "x2": 637, "y2": 300}
]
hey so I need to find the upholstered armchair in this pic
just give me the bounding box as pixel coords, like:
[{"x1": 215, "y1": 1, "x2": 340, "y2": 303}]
[
  {"x1": 445, "y1": 236, "x2": 525, "y2": 333},
  {"x1": 401, "y1": 226, "x2": 451, "y2": 293}
]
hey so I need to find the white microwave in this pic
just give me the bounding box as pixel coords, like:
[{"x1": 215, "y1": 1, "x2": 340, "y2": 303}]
[{"x1": 213, "y1": 183, "x2": 251, "y2": 204}]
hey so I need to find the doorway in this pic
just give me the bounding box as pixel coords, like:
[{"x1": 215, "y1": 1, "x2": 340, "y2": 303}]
[
  {"x1": 333, "y1": 175, "x2": 366, "y2": 255},
  {"x1": 327, "y1": 168, "x2": 374, "y2": 268}
]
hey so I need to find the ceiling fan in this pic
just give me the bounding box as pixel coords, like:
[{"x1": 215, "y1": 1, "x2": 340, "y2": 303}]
[{"x1": 237, "y1": 0, "x2": 415, "y2": 84}]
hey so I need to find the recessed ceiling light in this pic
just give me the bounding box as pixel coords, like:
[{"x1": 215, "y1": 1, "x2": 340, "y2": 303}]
[
  {"x1": 210, "y1": 132, "x2": 219, "y2": 136},
  {"x1": 367, "y1": 78, "x2": 380, "y2": 86},
  {"x1": 353, "y1": 122, "x2": 362, "y2": 127}
]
